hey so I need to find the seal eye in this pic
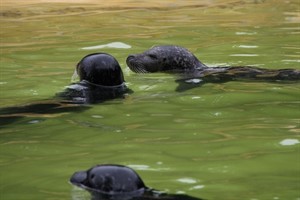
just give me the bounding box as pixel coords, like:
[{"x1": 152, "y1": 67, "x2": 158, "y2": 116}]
[{"x1": 148, "y1": 54, "x2": 158, "y2": 60}]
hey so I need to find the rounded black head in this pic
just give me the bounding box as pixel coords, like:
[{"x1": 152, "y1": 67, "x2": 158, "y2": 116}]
[
  {"x1": 70, "y1": 164, "x2": 146, "y2": 195},
  {"x1": 126, "y1": 45, "x2": 207, "y2": 73},
  {"x1": 77, "y1": 53, "x2": 125, "y2": 86}
]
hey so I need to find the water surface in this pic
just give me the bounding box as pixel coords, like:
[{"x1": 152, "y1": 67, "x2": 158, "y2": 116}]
[{"x1": 0, "y1": 0, "x2": 299, "y2": 199}]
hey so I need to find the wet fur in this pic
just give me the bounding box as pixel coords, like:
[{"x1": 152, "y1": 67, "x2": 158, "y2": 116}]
[
  {"x1": 70, "y1": 164, "x2": 203, "y2": 200},
  {"x1": 126, "y1": 45, "x2": 300, "y2": 91}
]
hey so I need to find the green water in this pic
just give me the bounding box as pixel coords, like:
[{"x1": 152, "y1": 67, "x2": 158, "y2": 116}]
[{"x1": 0, "y1": 0, "x2": 300, "y2": 199}]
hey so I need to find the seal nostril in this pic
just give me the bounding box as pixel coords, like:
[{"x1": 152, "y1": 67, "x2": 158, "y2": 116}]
[
  {"x1": 126, "y1": 55, "x2": 135, "y2": 61},
  {"x1": 126, "y1": 55, "x2": 136, "y2": 68}
]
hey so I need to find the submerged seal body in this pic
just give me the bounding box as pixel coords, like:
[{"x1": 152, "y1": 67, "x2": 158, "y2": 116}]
[
  {"x1": 70, "y1": 164, "x2": 203, "y2": 200},
  {"x1": 58, "y1": 53, "x2": 130, "y2": 103},
  {"x1": 126, "y1": 45, "x2": 300, "y2": 89}
]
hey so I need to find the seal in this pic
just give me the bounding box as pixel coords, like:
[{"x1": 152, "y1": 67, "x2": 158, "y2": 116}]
[
  {"x1": 70, "y1": 164, "x2": 203, "y2": 200},
  {"x1": 126, "y1": 45, "x2": 207, "y2": 73},
  {"x1": 70, "y1": 164, "x2": 146, "y2": 199},
  {"x1": 58, "y1": 53, "x2": 131, "y2": 104},
  {"x1": 0, "y1": 53, "x2": 131, "y2": 125},
  {"x1": 77, "y1": 53, "x2": 125, "y2": 86},
  {"x1": 126, "y1": 45, "x2": 300, "y2": 91}
]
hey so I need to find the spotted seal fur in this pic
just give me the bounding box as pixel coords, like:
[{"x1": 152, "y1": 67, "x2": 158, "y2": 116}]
[
  {"x1": 126, "y1": 45, "x2": 300, "y2": 91},
  {"x1": 126, "y1": 45, "x2": 207, "y2": 73}
]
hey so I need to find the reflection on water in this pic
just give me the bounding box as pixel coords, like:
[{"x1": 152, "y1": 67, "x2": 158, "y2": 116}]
[
  {"x1": 1, "y1": 0, "x2": 300, "y2": 200},
  {"x1": 81, "y1": 42, "x2": 132, "y2": 50},
  {"x1": 279, "y1": 139, "x2": 300, "y2": 146}
]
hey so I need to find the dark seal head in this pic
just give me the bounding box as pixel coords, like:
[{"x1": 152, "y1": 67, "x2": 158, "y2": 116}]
[
  {"x1": 58, "y1": 53, "x2": 130, "y2": 104},
  {"x1": 126, "y1": 45, "x2": 207, "y2": 73},
  {"x1": 77, "y1": 53, "x2": 125, "y2": 86},
  {"x1": 70, "y1": 164, "x2": 147, "y2": 198}
]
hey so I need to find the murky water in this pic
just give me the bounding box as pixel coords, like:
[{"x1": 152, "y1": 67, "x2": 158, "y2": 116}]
[{"x1": 0, "y1": 0, "x2": 299, "y2": 199}]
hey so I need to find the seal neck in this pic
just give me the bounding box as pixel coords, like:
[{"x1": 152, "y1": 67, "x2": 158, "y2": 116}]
[
  {"x1": 195, "y1": 60, "x2": 208, "y2": 70},
  {"x1": 81, "y1": 80, "x2": 126, "y2": 89}
]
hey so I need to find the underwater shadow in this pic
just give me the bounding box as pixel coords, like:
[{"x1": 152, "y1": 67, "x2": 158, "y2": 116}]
[
  {"x1": 0, "y1": 101, "x2": 90, "y2": 126},
  {"x1": 174, "y1": 66, "x2": 300, "y2": 92}
]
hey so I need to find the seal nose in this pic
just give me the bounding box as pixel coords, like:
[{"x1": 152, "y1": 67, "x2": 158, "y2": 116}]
[
  {"x1": 126, "y1": 55, "x2": 135, "y2": 65},
  {"x1": 127, "y1": 55, "x2": 135, "y2": 59}
]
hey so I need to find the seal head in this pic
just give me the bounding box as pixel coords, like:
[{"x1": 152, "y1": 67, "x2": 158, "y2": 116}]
[
  {"x1": 70, "y1": 164, "x2": 146, "y2": 198},
  {"x1": 126, "y1": 45, "x2": 207, "y2": 73},
  {"x1": 58, "y1": 53, "x2": 130, "y2": 104},
  {"x1": 77, "y1": 53, "x2": 125, "y2": 86}
]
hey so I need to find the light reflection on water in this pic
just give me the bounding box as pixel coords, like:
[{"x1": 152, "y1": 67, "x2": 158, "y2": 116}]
[
  {"x1": 81, "y1": 42, "x2": 132, "y2": 50},
  {"x1": 279, "y1": 139, "x2": 300, "y2": 146},
  {"x1": 0, "y1": 0, "x2": 300, "y2": 200}
]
